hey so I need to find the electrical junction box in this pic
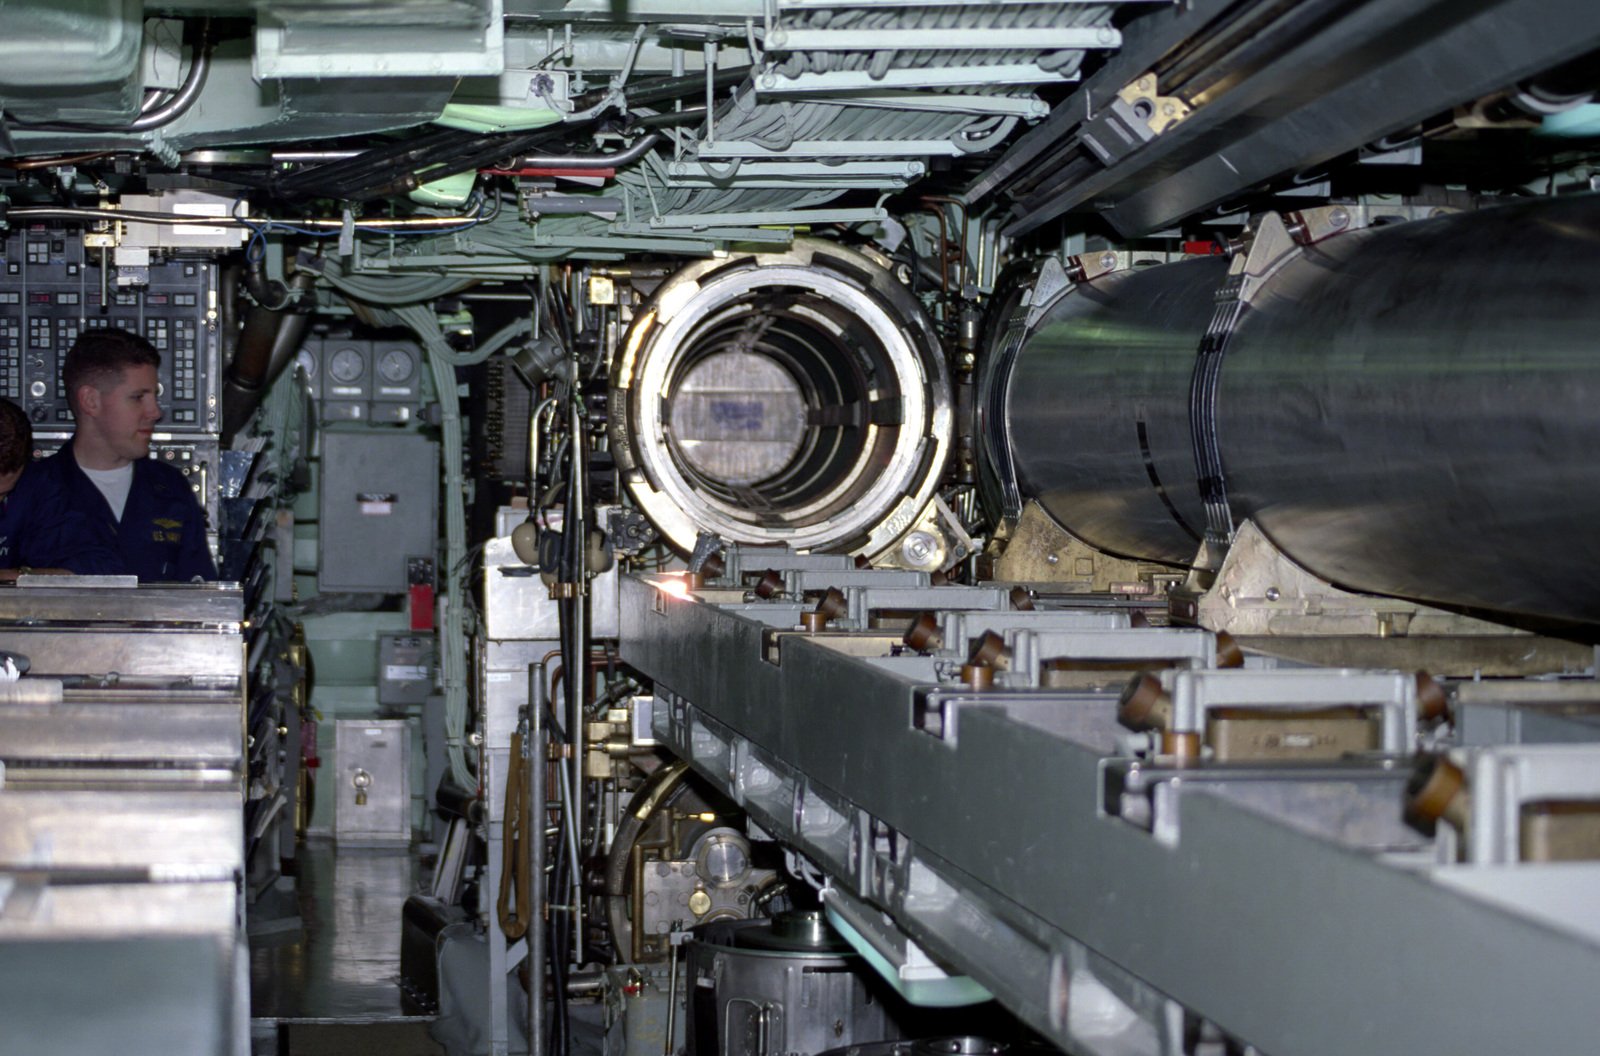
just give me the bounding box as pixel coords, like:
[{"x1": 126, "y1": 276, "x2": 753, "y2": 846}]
[
  {"x1": 318, "y1": 431, "x2": 439, "y2": 593},
  {"x1": 379, "y1": 633, "x2": 436, "y2": 708},
  {"x1": 334, "y1": 719, "x2": 412, "y2": 845}
]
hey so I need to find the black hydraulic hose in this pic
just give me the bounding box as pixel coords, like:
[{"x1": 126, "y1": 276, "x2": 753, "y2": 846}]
[
  {"x1": 224, "y1": 301, "x2": 281, "y2": 424},
  {"x1": 504, "y1": 132, "x2": 661, "y2": 171},
  {"x1": 268, "y1": 128, "x2": 537, "y2": 200},
  {"x1": 552, "y1": 284, "x2": 577, "y2": 358},
  {"x1": 218, "y1": 262, "x2": 241, "y2": 368},
  {"x1": 437, "y1": 779, "x2": 485, "y2": 824},
  {"x1": 270, "y1": 126, "x2": 467, "y2": 196},
  {"x1": 575, "y1": 64, "x2": 751, "y2": 110},
  {"x1": 627, "y1": 107, "x2": 707, "y2": 131},
  {"x1": 271, "y1": 123, "x2": 569, "y2": 200},
  {"x1": 548, "y1": 815, "x2": 570, "y2": 1056},
  {"x1": 242, "y1": 255, "x2": 292, "y2": 311}
]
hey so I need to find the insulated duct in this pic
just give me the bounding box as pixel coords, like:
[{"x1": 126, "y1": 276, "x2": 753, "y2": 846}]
[
  {"x1": 994, "y1": 194, "x2": 1600, "y2": 628},
  {"x1": 221, "y1": 268, "x2": 316, "y2": 445}
]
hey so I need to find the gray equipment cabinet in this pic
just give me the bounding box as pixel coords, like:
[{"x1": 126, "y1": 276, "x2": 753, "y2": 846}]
[{"x1": 318, "y1": 431, "x2": 439, "y2": 593}]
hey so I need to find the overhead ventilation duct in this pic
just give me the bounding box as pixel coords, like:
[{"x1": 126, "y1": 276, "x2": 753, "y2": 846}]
[{"x1": 610, "y1": 239, "x2": 951, "y2": 558}]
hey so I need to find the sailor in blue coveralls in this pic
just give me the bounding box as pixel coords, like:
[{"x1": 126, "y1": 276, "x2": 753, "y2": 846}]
[
  {"x1": 0, "y1": 397, "x2": 120, "y2": 577},
  {"x1": 27, "y1": 328, "x2": 216, "y2": 582}
]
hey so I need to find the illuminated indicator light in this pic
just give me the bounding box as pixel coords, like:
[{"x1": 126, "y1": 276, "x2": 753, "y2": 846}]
[{"x1": 655, "y1": 576, "x2": 690, "y2": 599}]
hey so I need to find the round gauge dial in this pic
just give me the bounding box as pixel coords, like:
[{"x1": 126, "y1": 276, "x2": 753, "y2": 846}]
[
  {"x1": 294, "y1": 349, "x2": 317, "y2": 381},
  {"x1": 328, "y1": 346, "x2": 366, "y2": 384},
  {"x1": 377, "y1": 347, "x2": 415, "y2": 384}
]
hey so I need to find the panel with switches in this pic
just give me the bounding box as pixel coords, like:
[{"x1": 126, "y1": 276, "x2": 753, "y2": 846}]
[{"x1": 0, "y1": 226, "x2": 219, "y2": 433}]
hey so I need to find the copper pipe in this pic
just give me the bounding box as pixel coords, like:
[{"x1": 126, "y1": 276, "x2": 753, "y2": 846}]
[
  {"x1": 629, "y1": 844, "x2": 646, "y2": 963},
  {"x1": 3, "y1": 151, "x2": 113, "y2": 171},
  {"x1": 915, "y1": 202, "x2": 952, "y2": 297},
  {"x1": 920, "y1": 195, "x2": 970, "y2": 292},
  {"x1": 544, "y1": 649, "x2": 615, "y2": 719}
]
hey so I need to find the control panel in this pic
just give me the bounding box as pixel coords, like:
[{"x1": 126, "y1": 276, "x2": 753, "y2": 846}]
[{"x1": 0, "y1": 226, "x2": 220, "y2": 432}]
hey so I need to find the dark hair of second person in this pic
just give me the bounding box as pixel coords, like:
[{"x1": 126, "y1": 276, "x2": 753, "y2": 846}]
[{"x1": 0, "y1": 399, "x2": 32, "y2": 496}]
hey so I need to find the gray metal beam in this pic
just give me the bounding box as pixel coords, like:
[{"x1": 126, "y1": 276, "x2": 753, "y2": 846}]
[
  {"x1": 964, "y1": 0, "x2": 1236, "y2": 203},
  {"x1": 981, "y1": 0, "x2": 1600, "y2": 237},
  {"x1": 619, "y1": 573, "x2": 1600, "y2": 1056},
  {"x1": 0, "y1": 583, "x2": 243, "y2": 626}
]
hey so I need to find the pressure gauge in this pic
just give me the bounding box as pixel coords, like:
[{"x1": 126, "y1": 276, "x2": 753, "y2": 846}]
[
  {"x1": 294, "y1": 348, "x2": 317, "y2": 381},
  {"x1": 377, "y1": 347, "x2": 415, "y2": 384},
  {"x1": 328, "y1": 346, "x2": 365, "y2": 384}
]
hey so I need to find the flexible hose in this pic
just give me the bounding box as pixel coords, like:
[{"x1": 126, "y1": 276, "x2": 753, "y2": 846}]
[
  {"x1": 497, "y1": 729, "x2": 534, "y2": 941},
  {"x1": 502, "y1": 132, "x2": 661, "y2": 171}
]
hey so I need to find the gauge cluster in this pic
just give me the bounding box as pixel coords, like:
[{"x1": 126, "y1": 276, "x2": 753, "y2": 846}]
[{"x1": 296, "y1": 335, "x2": 424, "y2": 424}]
